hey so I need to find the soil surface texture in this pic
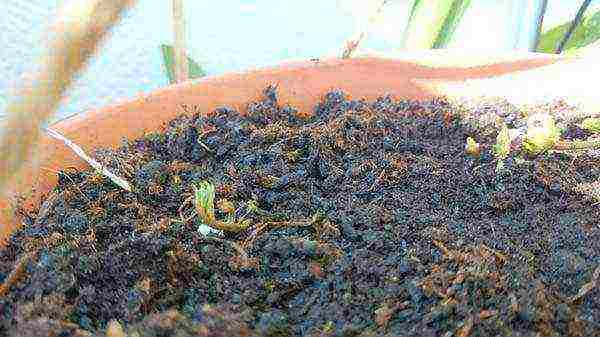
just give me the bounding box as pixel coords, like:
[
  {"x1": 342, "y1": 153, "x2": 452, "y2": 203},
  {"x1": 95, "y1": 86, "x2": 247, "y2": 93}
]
[{"x1": 1, "y1": 87, "x2": 599, "y2": 337}]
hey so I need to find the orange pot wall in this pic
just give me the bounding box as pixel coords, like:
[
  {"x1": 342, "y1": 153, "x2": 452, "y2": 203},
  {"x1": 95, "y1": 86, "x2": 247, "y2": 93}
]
[{"x1": 0, "y1": 55, "x2": 565, "y2": 245}]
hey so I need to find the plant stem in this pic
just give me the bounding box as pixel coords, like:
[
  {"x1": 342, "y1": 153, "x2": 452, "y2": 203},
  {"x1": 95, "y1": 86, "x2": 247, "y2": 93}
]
[
  {"x1": 531, "y1": 0, "x2": 548, "y2": 51},
  {"x1": 553, "y1": 138, "x2": 600, "y2": 151},
  {"x1": 341, "y1": 0, "x2": 389, "y2": 59},
  {"x1": 0, "y1": 0, "x2": 135, "y2": 195},
  {"x1": 432, "y1": 0, "x2": 471, "y2": 49},
  {"x1": 173, "y1": 0, "x2": 188, "y2": 82},
  {"x1": 402, "y1": 0, "x2": 470, "y2": 49},
  {"x1": 45, "y1": 128, "x2": 132, "y2": 191},
  {"x1": 556, "y1": 0, "x2": 592, "y2": 53}
]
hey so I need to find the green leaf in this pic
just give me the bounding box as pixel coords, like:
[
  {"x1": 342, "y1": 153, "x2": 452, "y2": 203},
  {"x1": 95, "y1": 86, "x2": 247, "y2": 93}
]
[
  {"x1": 433, "y1": 0, "x2": 471, "y2": 48},
  {"x1": 402, "y1": 0, "x2": 471, "y2": 49},
  {"x1": 536, "y1": 6, "x2": 600, "y2": 53},
  {"x1": 160, "y1": 44, "x2": 206, "y2": 84}
]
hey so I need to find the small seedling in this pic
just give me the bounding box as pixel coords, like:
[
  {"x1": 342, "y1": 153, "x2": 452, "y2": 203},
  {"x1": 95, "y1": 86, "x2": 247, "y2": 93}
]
[
  {"x1": 192, "y1": 181, "x2": 251, "y2": 234},
  {"x1": 492, "y1": 125, "x2": 511, "y2": 159},
  {"x1": 247, "y1": 200, "x2": 259, "y2": 214},
  {"x1": 465, "y1": 137, "x2": 480, "y2": 157},
  {"x1": 522, "y1": 113, "x2": 560, "y2": 156},
  {"x1": 285, "y1": 149, "x2": 303, "y2": 163},
  {"x1": 581, "y1": 117, "x2": 600, "y2": 133},
  {"x1": 193, "y1": 181, "x2": 216, "y2": 226}
]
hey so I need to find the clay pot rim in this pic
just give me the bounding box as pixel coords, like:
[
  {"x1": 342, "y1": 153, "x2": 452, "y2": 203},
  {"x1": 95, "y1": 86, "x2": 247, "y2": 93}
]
[
  {"x1": 0, "y1": 51, "x2": 574, "y2": 244},
  {"x1": 52, "y1": 51, "x2": 567, "y2": 126}
]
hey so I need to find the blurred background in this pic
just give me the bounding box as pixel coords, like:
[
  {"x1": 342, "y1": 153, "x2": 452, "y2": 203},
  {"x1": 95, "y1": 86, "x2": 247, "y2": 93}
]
[{"x1": 0, "y1": 0, "x2": 598, "y2": 122}]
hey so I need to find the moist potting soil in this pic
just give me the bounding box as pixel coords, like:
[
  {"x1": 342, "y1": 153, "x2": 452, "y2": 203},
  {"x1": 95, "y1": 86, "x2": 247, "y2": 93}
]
[{"x1": 1, "y1": 87, "x2": 599, "y2": 337}]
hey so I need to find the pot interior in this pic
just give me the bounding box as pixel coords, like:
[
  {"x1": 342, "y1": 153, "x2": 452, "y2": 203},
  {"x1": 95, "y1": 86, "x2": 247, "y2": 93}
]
[{"x1": 1, "y1": 85, "x2": 599, "y2": 336}]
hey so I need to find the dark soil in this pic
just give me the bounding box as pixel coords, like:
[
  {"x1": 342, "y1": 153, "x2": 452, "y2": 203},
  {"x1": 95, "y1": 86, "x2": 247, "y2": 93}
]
[{"x1": 1, "y1": 86, "x2": 599, "y2": 337}]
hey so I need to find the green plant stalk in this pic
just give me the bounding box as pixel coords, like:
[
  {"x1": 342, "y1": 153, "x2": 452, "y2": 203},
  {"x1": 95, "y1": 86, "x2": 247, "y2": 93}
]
[
  {"x1": 536, "y1": 3, "x2": 600, "y2": 54},
  {"x1": 556, "y1": 0, "x2": 592, "y2": 53},
  {"x1": 341, "y1": 0, "x2": 389, "y2": 58},
  {"x1": 402, "y1": 0, "x2": 470, "y2": 49},
  {"x1": 193, "y1": 181, "x2": 216, "y2": 225},
  {"x1": 160, "y1": 45, "x2": 206, "y2": 85},
  {"x1": 173, "y1": 0, "x2": 188, "y2": 82},
  {"x1": 492, "y1": 126, "x2": 511, "y2": 159},
  {"x1": 433, "y1": 0, "x2": 471, "y2": 48},
  {"x1": 531, "y1": 0, "x2": 548, "y2": 51}
]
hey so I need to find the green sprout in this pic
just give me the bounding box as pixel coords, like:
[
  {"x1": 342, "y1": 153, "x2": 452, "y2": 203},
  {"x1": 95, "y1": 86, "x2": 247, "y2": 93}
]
[
  {"x1": 522, "y1": 113, "x2": 560, "y2": 156},
  {"x1": 492, "y1": 125, "x2": 511, "y2": 159},
  {"x1": 193, "y1": 181, "x2": 216, "y2": 226},
  {"x1": 465, "y1": 136, "x2": 480, "y2": 157},
  {"x1": 581, "y1": 117, "x2": 600, "y2": 133},
  {"x1": 192, "y1": 181, "x2": 251, "y2": 234},
  {"x1": 322, "y1": 321, "x2": 335, "y2": 334},
  {"x1": 247, "y1": 199, "x2": 259, "y2": 214},
  {"x1": 285, "y1": 149, "x2": 303, "y2": 163}
]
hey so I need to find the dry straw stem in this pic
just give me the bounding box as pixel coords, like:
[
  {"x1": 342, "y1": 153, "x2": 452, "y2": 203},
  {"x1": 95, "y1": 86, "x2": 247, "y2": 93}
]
[
  {"x1": 45, "y1": 128, "x2": 132, "y2": 192},
  {"x1": 0, "y1": 0, "x2": 135, "y2": 195},
  {"x1": 341, "y1": 0, "x2": 389, "y2": 59},
  {"x1": 173, "y1": 0, "x2": 189, "y2": 82}
]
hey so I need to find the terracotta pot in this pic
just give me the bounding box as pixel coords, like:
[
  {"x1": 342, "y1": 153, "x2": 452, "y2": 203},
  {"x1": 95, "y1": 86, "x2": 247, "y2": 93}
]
[{"x1": 1, "y1": 50, "x2": 595, "y2": 245}]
